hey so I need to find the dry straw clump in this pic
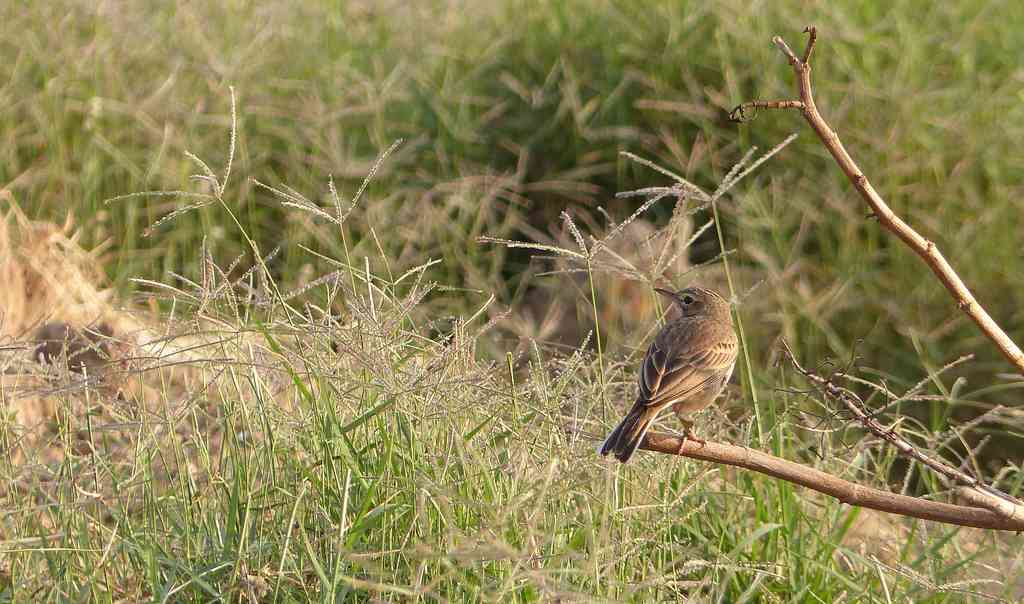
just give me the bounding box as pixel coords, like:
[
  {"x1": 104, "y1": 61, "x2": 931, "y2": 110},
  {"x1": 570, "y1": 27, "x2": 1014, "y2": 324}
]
[
  {"x1": 0, "y1": 197, "x2": 139, "y2": 464},
  {"x1": 0, "y1": 195, "x2": 270, "y2": 481},
  {"x1": 0, "y1": 196, "x2": 118, "y2": 335}
]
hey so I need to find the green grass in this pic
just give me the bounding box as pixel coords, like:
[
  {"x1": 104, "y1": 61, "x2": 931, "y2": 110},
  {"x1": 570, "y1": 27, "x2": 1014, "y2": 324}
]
[
  {"x1": 3, "y1": 0, "x2": 1024, "y2": 600},
  {"x1": 4, "y1": 221, "x2": 1018, "y2": 600}
]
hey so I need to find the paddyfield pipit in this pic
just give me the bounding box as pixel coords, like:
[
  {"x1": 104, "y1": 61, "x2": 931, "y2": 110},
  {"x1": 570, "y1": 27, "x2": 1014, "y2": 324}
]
[{"x1": 599, "y1": 286, "x2": 738, "y2": 463}]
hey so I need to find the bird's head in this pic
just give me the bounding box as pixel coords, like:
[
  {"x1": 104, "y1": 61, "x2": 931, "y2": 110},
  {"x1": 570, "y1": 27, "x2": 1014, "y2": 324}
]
[{"x1": 653, "y1": 286, "x2": 732, "y2": 322}]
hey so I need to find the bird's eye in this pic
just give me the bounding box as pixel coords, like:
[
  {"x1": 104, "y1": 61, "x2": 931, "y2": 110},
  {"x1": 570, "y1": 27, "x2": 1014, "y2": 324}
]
[{"x1": 682, "y1": 295, "x2": 695, "y2": 305}]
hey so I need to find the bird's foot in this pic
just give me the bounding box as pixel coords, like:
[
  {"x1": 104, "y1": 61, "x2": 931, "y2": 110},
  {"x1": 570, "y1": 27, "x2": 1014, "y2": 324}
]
[
  {"x1": 675, "y1": 421, "x2": 706, "y2": 454},
  {"x1": 684, "y1": 425, "x2": 706, "y2": 446}
]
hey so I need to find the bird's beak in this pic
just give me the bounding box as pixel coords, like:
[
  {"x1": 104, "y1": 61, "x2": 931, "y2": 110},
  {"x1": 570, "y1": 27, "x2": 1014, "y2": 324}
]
[{"x1": 653, "y1": 287, "x2": 676, "y2": 301}]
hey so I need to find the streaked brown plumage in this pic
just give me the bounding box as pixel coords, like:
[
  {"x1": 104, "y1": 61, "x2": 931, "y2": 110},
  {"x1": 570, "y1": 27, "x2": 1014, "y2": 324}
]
[
  {"x1": 599, "y1": 286, "x2": 738, "y2": 463},
  {"x1": 33, "y1": 321, "x2": 114, "y2": 374}
]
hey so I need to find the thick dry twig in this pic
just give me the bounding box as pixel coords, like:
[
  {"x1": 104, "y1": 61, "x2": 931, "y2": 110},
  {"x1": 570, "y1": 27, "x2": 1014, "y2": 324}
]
[
  {"x1": 779, "y1": 340, "x2": 1024, "y2": 511},
  {"x1": 729, "y1": 27, "x2": 1024, "y2": 374},
  {"x1": 639, "y1": 433, "x2": 1024, "y2": 531}
]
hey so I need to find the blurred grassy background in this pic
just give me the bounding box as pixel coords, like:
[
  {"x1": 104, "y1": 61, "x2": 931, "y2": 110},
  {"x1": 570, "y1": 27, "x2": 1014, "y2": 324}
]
[
  {"x1": 3, "y1": 0, "x2": 1024, "y2": 600},
  {"x1": 5, "y1": 0, "x2": 1024, "y2": 384}
]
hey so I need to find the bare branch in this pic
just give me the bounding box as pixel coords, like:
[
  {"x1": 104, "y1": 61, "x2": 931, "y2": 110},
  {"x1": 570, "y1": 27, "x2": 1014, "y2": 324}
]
[
  {"x1": 771, "y1": 35, "x2": 801, "y2": 67},
  {"x1": 800, "y1": 25, "x2": 817, "y2": 64},
  {"x1": 638, "y1": 433, "x2": 1024, "y2": 531},
  {"x1": 730, "y1": 27, "x2": 1024, "y2": 373}
]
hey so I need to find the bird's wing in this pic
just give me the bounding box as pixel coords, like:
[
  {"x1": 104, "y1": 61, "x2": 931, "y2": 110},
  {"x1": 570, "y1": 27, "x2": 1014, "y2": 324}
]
[{"x1": 638, "y1": 321, "x2": 737, "y2": 408}]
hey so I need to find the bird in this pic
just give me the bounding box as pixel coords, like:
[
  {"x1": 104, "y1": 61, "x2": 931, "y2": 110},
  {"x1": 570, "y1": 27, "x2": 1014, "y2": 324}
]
[
  {"x1": 598, "y1": 286, "x2": 738, "y2": 463},
  {"x1": 32, "y1": 321, "x2": 115, "y2": 374}
]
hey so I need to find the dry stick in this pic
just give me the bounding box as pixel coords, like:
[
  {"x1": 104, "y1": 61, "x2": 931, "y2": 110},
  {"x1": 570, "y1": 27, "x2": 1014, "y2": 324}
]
[
  {"x1": 779, "y1": 340, "x2": 1024, "y2": 514},
  {"x1": 639, "y1": 433, "x2": 1024, "y2": 531},
  {"x1": 729, "y1": 27, "x2": 1024, "y2": 374}
]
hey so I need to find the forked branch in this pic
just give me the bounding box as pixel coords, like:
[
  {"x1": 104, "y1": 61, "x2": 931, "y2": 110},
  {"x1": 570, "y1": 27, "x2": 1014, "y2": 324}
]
[{"x1": 729, "y1": 27, "x2": 1024, "y2": 374}]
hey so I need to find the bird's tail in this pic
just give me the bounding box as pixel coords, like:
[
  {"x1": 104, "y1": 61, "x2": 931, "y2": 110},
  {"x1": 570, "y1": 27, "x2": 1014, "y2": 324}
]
[{"x1": 597, "y1": 401, "x2": 661, "y2": 463}]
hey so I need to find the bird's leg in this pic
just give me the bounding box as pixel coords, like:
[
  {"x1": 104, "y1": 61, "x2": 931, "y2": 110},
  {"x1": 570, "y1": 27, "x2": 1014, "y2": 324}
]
[
  {"x1": 676, "y1": 419, "x2": 706, "y2": 454},
  {"x1": 684, "y1": 422, "x2": 706, "y2": 446}
]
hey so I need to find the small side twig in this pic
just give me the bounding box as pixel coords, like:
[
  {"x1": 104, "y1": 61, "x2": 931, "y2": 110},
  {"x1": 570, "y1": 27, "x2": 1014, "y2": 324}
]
[
  {"x1": 728, "y1": 100, "x2": 805, "y2": 123},
  {"x1": 730, "y1": 26, "x2": 1024, "y2": 374}
]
